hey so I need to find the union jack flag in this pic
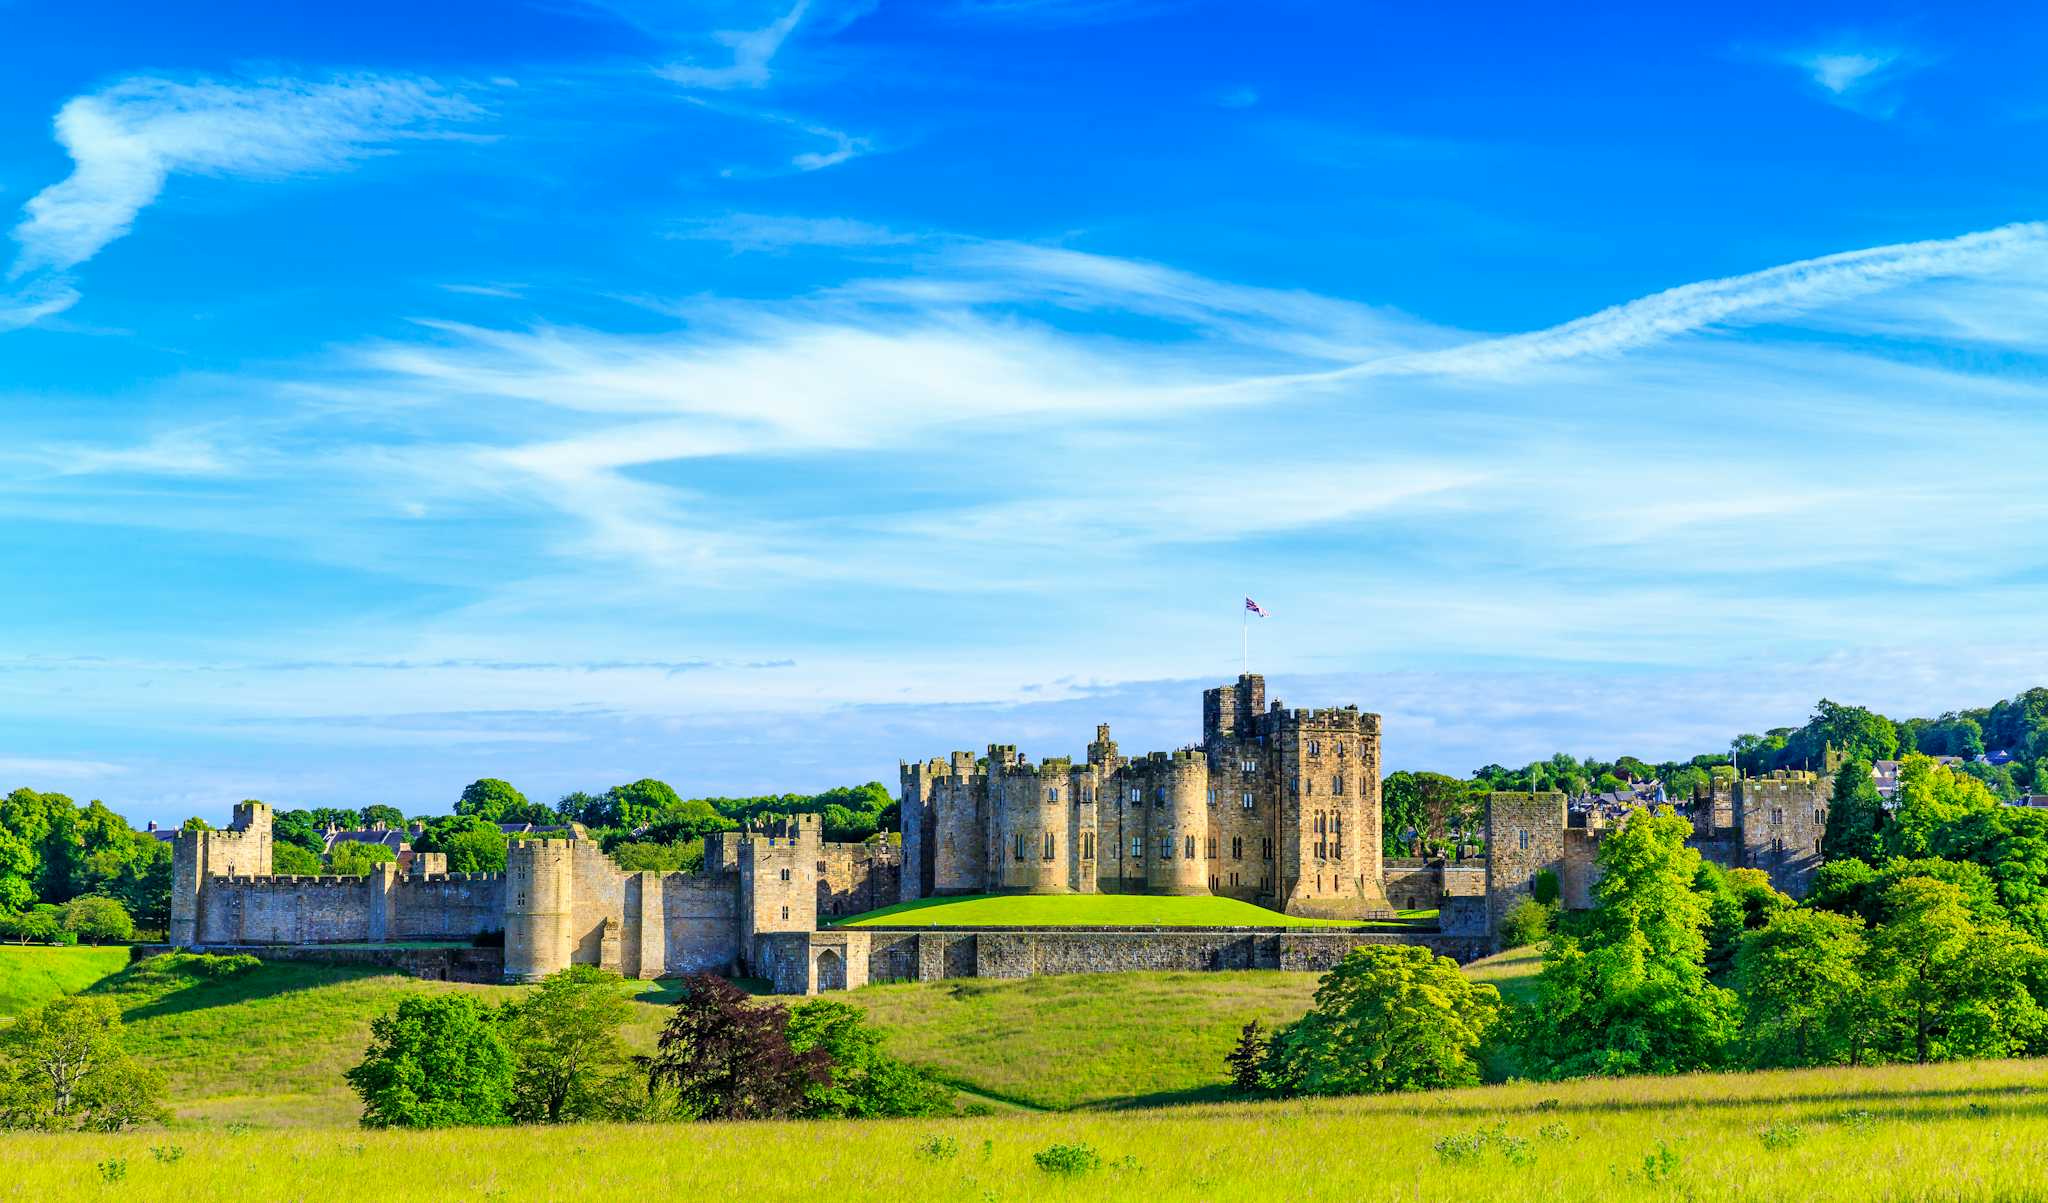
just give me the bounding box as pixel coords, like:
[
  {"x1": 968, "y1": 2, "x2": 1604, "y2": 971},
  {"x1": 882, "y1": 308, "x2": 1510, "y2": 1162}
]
[{"x1": 1244, "y1": 597, "x2": 1269, "y2": 617}]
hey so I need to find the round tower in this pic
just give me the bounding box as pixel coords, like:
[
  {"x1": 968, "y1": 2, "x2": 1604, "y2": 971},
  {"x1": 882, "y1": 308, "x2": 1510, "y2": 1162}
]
[
  {"x1": 503, "y1": 839, "x2": 574, "y2": 982},
  {"x1": 1144, "y1": 750, "x2": 1210, "y2": 896},
  {"x1": 997, "y1": 759, "x2": 1070, "y2": 894}
]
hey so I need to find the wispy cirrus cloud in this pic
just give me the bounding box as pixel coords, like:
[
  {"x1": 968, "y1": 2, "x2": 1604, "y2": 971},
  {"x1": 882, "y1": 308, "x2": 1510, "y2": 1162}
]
[
  {"x1": 670, "y1": 212, "x2": 915, "y2": 252},
  {"x1": 1779, "y1": 42, "x2": 1916, "y2": 116},
  {"x1": 658, "y1": 0, "x2": 813, "y2": 90},
  {"x1": 3, "y1": 73, "x2": 480, "y2": 328}
]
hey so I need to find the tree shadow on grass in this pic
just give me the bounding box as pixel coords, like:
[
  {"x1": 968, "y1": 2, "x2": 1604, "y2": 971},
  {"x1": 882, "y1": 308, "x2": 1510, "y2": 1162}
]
[
  {"x1": 1354, "y1": 1081, "x2": 2048, "y2": 1121},
  {"x1": 89, "y1": 957, "x2": 400, "y2": 1024}
]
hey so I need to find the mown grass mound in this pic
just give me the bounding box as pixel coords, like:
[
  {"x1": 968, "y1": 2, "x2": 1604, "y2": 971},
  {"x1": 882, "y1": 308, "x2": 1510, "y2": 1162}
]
[
  {"x1": 8, "y1": 1059, "x2": 2048, "y2": 1202},
  {"x1": 834, "y1": 892, "x2": 1434, "y2": 929},
  {"x1": 0, "y1": 945, "x2": 132, "y2": 1017}
]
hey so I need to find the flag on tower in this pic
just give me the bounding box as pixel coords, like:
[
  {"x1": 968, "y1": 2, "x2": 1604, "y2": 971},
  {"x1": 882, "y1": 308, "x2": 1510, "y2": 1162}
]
[{"x1": 1244, "y1": 597, "x2": 1269, "y2": 617}]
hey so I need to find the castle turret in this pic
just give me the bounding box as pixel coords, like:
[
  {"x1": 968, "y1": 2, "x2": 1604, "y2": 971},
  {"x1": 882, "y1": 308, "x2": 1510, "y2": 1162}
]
[
  {"x1": 169, "y1": 801, "x2": 274, "y2": 947},
  {"x1": 504, "y1": 839, "x2": 574, "y2": 982},
  {"x1": 993, "y1": 758, "x2": 1072, "y2": 894},
  {"x1": 1136, "y1": 750, "x2": 1209, "y2": 896}
]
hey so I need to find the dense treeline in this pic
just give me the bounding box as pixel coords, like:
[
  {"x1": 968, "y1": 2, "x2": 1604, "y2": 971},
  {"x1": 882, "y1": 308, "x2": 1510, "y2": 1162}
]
[
  {"x1": 1386, "y1": 687, "x2": 2048, "y2": 853},
  {"x1": 1239, "y1": 750, "x2": 2048, "y2": 1097}
]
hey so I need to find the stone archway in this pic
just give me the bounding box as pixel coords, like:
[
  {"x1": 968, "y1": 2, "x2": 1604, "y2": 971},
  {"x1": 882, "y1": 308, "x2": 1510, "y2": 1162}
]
[{"x1": 815, "y1": 947, "x2": 847, "y2": 992}]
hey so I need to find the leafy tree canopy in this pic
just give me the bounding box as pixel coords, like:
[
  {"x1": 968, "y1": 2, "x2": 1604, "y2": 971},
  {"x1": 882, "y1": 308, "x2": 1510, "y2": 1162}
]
[
  {"x1": 345, "y1": 995, "x2": 515, "y2": 1129},
  {"x1": 1263, "y1": 944, "x2": 1501, "y2": 1096}
]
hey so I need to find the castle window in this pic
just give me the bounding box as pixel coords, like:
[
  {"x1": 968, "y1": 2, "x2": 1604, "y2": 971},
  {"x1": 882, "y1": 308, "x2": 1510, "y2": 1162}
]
[
  {"x1": 1043, "y1": 832, "x2": 1057, "y2": 860},
  {"x1": 1241, "y1": 791, "x2": 1254, "y2": 810},
  {"x1": 1184, "y1": 835, "x2": 1196, "y2": 860},
  {"x1": 1518, "y1": 829, "x2": 1530, "y2": 851},
  {"x1": 1360, "y1": 780, "x2": 1369, "y2": 796},
  {"x1": 1232, "y1": 837, "x2": 1243, "y2": 860},
  {"x1": 1155, "y1": 787, "x2": 1166, "y2": 803},
  {"x1": 1771, "y1": 807, "x2": 1783, "y2": 825},
  {"x1": 1308, "y1": 739, "x2": 1320, "y2": 756},
  {"x1": 1335, "y1": 741, "x2": 1346, "y2": 757},
  {"x1": 1332, "y1": 841, "x2": 1343, "y2": 859},
  {"x1": 1262, "y1": 839, "x2": 1273, "y2": 861},
  {"x1": 1207, "y1": 837, "x2": 1217, "y2": 859},
  {"x1": 780, "y1": 868, "x2": 791, "y2": 882},
  {"x1": 1131, "y1": 836, "x2": 1144, "y2": 859},
  {"x1": 1046, "y1": 787, "x2": 1059, "y2": 803},
  {"x1": 1315, "y1": 840, "x2": 1325, "y2": 859},
  {"x1": 1207, "y1": 788, "x2": 1217, "y2": 804},
  {"x1": 1014, "y1": 833, "x2": 1026, "y2": 861},
  {"x1": 1332, "y1": 814, "x2": 1343, "y2": 841},
  {"x1": 1160, "y1": 836, "x2": 1173, "y2": 859},
  {"x1": 1332, "y1": 775, "x2": 1343, "y2": 794},
  {"x1": 1814, "y1": 808, "x2": 1824, "y2": 825},
  {"x1": 1083, "y1": 833, "x2": 1095, "y2": 860},
  {"x1": 1305, "y1": 778, "x2": 1314, "y2": 795},
  {"x1": 781, "y1": 906, "x2": 790, "y2": 921}
]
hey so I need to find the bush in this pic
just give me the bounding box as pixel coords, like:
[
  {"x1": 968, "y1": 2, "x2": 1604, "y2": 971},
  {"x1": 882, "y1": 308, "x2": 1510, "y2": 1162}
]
[
  {"x1": 1533, "y1": 870, "x2": 1560, "y2": 905},
  {"x1": 61, "y1": 896, "x2": 134, "y2": 944},
  {"x1": 1033, "y1": 1143, "x2": 1101, "y2": 1175},
  {"x1": 1264, "y1": 945, "x2": 1501, "y2": 1096},
  {"x1": 1499, "y1": 898, "x2": 1553, "y2": 949}
]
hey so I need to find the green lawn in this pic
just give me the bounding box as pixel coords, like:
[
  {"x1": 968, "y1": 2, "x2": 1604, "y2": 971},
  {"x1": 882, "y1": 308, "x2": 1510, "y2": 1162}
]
[
  {"x1": 10, "y1": 1058, "x2": 2048, "y2": 1202},
  {"x1": 834, "y1": 892, "x2": 1436, "y2": 928},
  {"x1": 39, "y1": 940, "x2": 1541, "y2": 1127},
  {"x1": 0, "y1": 944, "x2": 132, "y2": 1016}
]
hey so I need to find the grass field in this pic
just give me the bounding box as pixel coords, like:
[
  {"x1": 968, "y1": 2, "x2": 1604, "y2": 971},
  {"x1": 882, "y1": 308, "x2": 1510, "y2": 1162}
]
[
  {"x1": 7, "y1": 1058, "x2": 2048, "y2": 1202},
  {"x1": 0, "y1": 944, "x2": 131, "y2": 1015},
  {"x1": 833, "y1": 892, "x2": 1436, "y2": 928},
  {"x1": 0, "y1": 943, "x2": 1540, "y2": 1125}
]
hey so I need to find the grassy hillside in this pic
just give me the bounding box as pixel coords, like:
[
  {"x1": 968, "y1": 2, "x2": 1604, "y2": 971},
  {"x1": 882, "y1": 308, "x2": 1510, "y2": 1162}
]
[
  {"x1": 23, "y1": 942, "x2": 1541, "y2": 1126},
  {"x1": 834, "y1": 892, "x2": 1435, "y2": 928},
  {"x1": 0, "y1": 945, "x2": 131, "y2": 1016},
  {"x1": 8, "y1": 1059, "x2": 2048, "y2": 1202}
]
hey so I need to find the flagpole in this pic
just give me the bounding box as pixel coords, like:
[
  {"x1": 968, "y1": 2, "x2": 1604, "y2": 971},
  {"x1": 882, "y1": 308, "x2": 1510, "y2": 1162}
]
[{"x1": 1242, "y1": 606, "x2": 1249, "y2": 676}]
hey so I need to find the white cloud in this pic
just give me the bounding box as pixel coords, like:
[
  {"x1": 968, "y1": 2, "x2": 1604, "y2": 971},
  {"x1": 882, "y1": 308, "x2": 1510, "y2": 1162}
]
[
  {"x1": 11, "y1": 74, "x2": 478, "y2": 278},
  {"x1": 671, "y1": 212, "x2": 914, "y2": 252},
  {"x1": 1798, "y1": 50, "x2": 1896, "y2": 95},
  {"x1": 659, "y1": 0, "x2": 811, "y2": 90},
  {"x1": 0, "y1": 757, "x2": 127, "y2": 781}
]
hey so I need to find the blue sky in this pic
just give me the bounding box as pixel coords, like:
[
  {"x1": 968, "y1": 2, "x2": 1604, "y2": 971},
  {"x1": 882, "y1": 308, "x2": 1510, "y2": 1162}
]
[{"x1": 3, "y1": 0, "x2": 2048, "y2": 823}]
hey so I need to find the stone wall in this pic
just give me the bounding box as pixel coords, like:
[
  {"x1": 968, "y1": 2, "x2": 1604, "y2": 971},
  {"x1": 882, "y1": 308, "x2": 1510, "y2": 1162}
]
[
  {"x1": 818, "y1": 841, "x2": 901, "y2": 920},
  {"x1": 771, "y1": 925, "x2": 1487, "y2": 992}
]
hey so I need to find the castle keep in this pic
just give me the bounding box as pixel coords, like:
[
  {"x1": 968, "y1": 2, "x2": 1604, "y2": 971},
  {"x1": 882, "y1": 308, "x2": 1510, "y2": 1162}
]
[{"x1": 898, "y1": 674, "x2": 1394, "y2": 919}]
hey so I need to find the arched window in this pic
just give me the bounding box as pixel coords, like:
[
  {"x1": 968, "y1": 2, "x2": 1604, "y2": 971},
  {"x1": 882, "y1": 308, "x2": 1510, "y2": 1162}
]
[
  {"x1": 1232, "y1": 836, "x2": 1243, "y2": 860},
  {"x1": 1332, "y1": 775, "x2": 1343, "y2": 794},
  {"x1": 1240, "y1": 791, "x2": 1254, "y2": 810},
  {"x1": 1046, "y1": 787, "x2": 1059, "y2": 803},
  {"x1": 1308, "y1": 739, "x2": 1320, "y2": 756},
  {"x1": 1043, "y1": 831, "x2": 1057, "y2": 860},
  {"x1": 1159, "y1": 836, "x2": 1173, "y2": 859},
  {"x1": 1184, "y1": 835, "x2": 1196, "y2": 860}
]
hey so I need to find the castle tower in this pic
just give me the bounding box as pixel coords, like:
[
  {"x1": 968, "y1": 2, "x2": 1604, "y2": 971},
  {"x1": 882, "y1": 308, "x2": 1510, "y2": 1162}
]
[
  {"x1": 1138, "y1": 750, "x2": 1209, "y2": 896},
  {"x1": 1485, "y1": 791, "x2": 1567, "y2": 942},
  {"x1": 738, "y1": 815, "x2": 819, "y2": 944},
  {"x1": 169, "y1": 801, "x2": 274, "y2": 947},
  {"x1": 504, "y1": 839, "x2": 575, "y2": 982},
  {"x1": 993, "y1": 758, "x2": 1073, "y2": 894},
  {"x1": 1274, "y1": 708, "x2": 1391, "y2": 919},
  {"x1": 898, "y1": 759, "x2": 941, "y2": 903}
]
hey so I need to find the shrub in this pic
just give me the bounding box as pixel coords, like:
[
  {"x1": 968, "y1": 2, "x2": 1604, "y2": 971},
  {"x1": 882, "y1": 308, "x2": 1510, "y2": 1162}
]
[
  {"x1": 61, "y1": 896, "x2": 134, "y2": 944},
  {"x1": 646, "y1": 974, "x2": 828, "y2": 1121},
  {"x1": 785, "y1": 998, "x2": 954, "y2": 1118},
  {"x1": 1498, "y1": 898, "x2": 1552, "y2": 949},
  {"x1": 914, "y1": 1134, "x2": 959, "y2": 1161},
  {"x1": 138, "y1": 951, "x2": 260, "y2": 980},
  {"x1": 1533, "y1": 869, "x2": 1561, "y2": 905},
  {"x1": 1032, "y1": 1142, "x2": 1101, "y2": 1175}
]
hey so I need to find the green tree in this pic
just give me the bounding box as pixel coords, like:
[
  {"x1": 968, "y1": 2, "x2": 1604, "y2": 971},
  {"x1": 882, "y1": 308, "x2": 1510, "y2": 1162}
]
[
  {"x1": 0, "y1": 996, "x2": 165, "y2": 1131},
  {"x1": 1929, "y1": 807, "x2": 2048, "y2": 940},
  {"x1": 271, "y1": 842, "x2": 323, "y2": 876},
  {"x1": 784, "y1": 999, "x2": 954, "y2": 1117},
  {"x1": 1225, "y1": 1019, "x2": 1270, "y2": 1094},
  {"x1": 0, "y1": 828, "x2": 36, "y2": 913},
  {"x1": 443, "y1": 825, "x2": 509, "y2": 872},
  {"x1": 345, "y1": 995, "x2": 515, "y2": 1128},
  {"x1": 59, "y1": 896, "x2": 133, "y2": 944},
  {"x1": 1822, "y1": 758, "x2": 1885, "y2": 865},
  {"x1": 1697, "y1": 863, "x2": 1792, "y2": 981},
  {"x1": 1887, "y1": 754, "x2": 1999, "y2": 860},
  {"x1": 454, "y1": 779, "x2": 529, "y2": 824},
  {"x1": 360, "y1": 804, "x2": 406, "y2": 828},
  {"x1": 1514, "y1": 807, "x2": 1737, "y2": 1078},
  {"x1": 330, "y1": 841, "x2": 397, "y2": 876},
  {"x1": 592, "y1": 779, "x2": 685, "y2": 831},
  {"x1": 95, "y1": 834, "x2": 171, "y2": 933},
  {"x1": 1864, "y1": 877, "x2": 2047, "y2": 1064},
  {"x1": 271, "y1": 809, "x2": 326, "y2": 855},
  {"x1": 502, "y1": 966, "x2": 639, "y2": 1124},
  {"x1": 1735, "y1": 908, "x2": 1869, "y2": 1067},
  {"x1": 1263, "y1": 944, "x2": 1501, "y2": 1095}
]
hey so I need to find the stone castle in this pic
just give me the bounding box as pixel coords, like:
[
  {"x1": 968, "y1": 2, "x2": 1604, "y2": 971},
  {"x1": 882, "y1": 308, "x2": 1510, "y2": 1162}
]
[
  {"x1": 898, "y1": 674, "x2": 1393, "y2": 919},
  {"x1": 167, "y1": 675, "x2": 1833, "y2": 993}
]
